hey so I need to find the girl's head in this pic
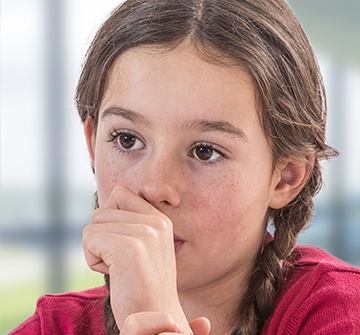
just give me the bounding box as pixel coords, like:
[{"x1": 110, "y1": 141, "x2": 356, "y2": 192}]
[
  {"x1": 76, "y1": 0, "x2": 338, "y2": 334},
  {"x1": 77, "y1": 0, "x2": 335, "y2": 160}
]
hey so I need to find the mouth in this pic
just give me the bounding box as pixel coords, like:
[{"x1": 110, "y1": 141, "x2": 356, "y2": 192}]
[{"x1": 173, "y1": 235, "x2": 184, "y2": 253}]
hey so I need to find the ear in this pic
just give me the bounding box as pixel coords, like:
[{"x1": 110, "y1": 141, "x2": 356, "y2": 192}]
[
  {"x1": 84, "y1": 116, "x2": 96, "y2": 170},
  {"x1": 269, "y1": 154, "x2": 314, "y2": 209}
]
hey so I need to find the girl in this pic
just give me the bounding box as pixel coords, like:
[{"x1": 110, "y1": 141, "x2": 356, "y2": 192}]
[{"x1": 10, "y1": 0, "x2": 360, "y2": 334}]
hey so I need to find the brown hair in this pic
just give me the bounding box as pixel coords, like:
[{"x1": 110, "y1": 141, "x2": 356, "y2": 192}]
[{"x1": 76, "y1": 1, "x2": 338, "y2": 334}]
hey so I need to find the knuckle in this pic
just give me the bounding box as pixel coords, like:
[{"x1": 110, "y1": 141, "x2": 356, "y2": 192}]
[
  {"x1": 138, "y1": 224, "x2": 155, "y2": 238},
  {"x1": 152, "y1": 215, "x2": 170, "y2": 232},
  {"x1": 124, "y1": 236, "x2": 144, "y2": 254},
  {"x1": 82, "y1": 224, "x2": 93, "y2": 240},
  {"x1": 123, "y1": 312, "x2": 140, "y2": 330},
  {"x1": 161, "y1": 312, "x2": 175, "y2": 326},
  {"x1": 82, "y1": 226, "x2": 90, "y2": 239},
  {"x1": 81, "y1": 230, "x2": 92, "y2": 248},
  {"x1": 112, "y1": 185, "x2": 126, "y2": 198},
  {"x1": 91, "y1": 208, "x2": 102, "y2": 223}
]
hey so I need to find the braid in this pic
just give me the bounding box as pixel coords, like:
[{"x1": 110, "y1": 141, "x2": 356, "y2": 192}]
[
  {"x1": 76, "y1": 2, "x2": 339, "y2": 334},
  {"x1": 232, "y1": 160, "x2": 322, "y2": 335},
  {"x1": 100, "y1": 160, "x2": 324, "y2": 335},
  {"x1": 103, "y1": 275, "x2": 120, "y2": 335}
]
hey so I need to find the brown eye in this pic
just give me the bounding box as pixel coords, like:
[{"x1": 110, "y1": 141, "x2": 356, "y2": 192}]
[
  {"x1": 110, "y1": 130, "x2": 145, "y2": 152},
  {"x1": 195, "y1": 146, "x2": 214, "y2": 161},
  {"x1": 191, "y1": 143, "x2": 224, "y2": 163},
  {"x1": 118, "y1": 133, "x2": 136, "y2": 149}
]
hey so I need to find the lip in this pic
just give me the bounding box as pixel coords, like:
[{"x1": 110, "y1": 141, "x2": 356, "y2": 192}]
[{"x1": 173, "y1": 235, "x2": 184, "y2": 253}]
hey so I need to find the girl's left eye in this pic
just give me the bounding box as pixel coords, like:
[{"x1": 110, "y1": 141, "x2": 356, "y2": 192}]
[
  {"x1": 190, "y1": 143, "x2": 226, "y2": 163},
  {"x1": 109, "y1": 130, "x2": 145, "y2": 152}
]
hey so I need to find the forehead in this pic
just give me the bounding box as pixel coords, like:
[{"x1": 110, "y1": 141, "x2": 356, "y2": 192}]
[
  {"x1": 101, "y1": 43, "x2": 256, "y2": 114},
  {"x1": 97, "y1": 43, "x2": 269, "y2": 156}
]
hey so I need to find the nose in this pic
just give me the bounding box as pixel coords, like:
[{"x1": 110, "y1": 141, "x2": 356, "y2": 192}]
[{"x1": 137, "y1": 153, "x2": 182, "y2": 209}]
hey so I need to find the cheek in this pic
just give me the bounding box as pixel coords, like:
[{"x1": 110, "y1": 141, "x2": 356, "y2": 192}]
[
  {"x1": 187, "y1": 169, "x2": 270, "y2": 237},
  {"x1": 186, "y1": 171, "x2": 244, "y2": 235},
  {"x1": 94, "y1": 151, "x2": 139, "y2": 207}
]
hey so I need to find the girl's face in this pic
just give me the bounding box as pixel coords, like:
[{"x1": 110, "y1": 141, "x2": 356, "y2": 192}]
[{"x1": 85, "y1": 44, "x2": 285, "y2": 293}]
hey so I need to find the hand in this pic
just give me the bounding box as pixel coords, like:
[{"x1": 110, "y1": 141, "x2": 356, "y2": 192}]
[
  {"x1": 189, "y1": 317, "x2": 211, "y2": 335},
  {"x1": 82, "y1": 186, "x2": 191, "y2": 333},
  {"x1": 121, "y1": 312, "x2": 211, "y2": 335}
]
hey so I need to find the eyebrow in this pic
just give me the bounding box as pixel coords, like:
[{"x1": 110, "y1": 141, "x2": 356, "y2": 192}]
[
  {"x1": 101, "y1": 106, "x2": 151, "y2": 126},
  {"x1": 181, "y1": 119, "x2": 248, "y2": 142},
  {"x1": 101, "y1": 106, "x2": 248, "y2": 142}
]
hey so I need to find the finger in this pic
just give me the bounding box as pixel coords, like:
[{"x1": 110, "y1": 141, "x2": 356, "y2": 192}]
[
  {"x1": 84, "y1": 221, "x2": 160, "y2": 237},
  {"x1": 83, "y1": 226, "x2": 175, "y2": 275},
  {"x1": 82, "y1": 231, "x2": 113, "y2": 274},
  {"x1": 121, "y1": 312, "x2": 179, "y2": 335},
  {"x1": 82, "y1": 231, "x2": 134, "y2": 274},
  {"x1": 105, "y1": 186, "x2": 169, "y2": 221},
  {"x1": 90, "y1": 208, "x2": 169, "y2": 231},
  {"x1": 189, "y1": 317, "x2": 211, "y2": 335},
  {"x1": 91, "y1": 208, "x2": 150, "y2": 224}
]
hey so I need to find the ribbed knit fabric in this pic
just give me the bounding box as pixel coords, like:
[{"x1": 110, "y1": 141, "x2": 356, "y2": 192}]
[
  {"x1": 9, "y1": 246, "x2": 360, "y2": 335},
  {"x1": 261, "y1": 246, "x2": 360, "y2": 334},
  {"x1": 9, "y1": 286, "x2": 107, "y2": 335}
]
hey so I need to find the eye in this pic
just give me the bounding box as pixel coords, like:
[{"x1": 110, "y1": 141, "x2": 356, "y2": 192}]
[
  {"x1": 109, "y1": 130, "x2": 145, "y2": 152},
  {"x1": 190, "y1": 142, "x2": 225, "y2": 163}
]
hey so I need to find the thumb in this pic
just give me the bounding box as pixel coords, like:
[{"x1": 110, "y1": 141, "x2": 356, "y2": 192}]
[{"x1": 189, "y1": 317, "x2": 211, "y2": 335}]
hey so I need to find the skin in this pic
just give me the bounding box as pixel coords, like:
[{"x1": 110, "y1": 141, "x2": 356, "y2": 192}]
[{"x1": 82, "y1": 43, "x2": 310, "y2": 334}]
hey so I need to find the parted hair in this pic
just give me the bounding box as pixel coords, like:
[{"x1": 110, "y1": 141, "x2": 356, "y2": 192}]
[{"x1": 76, "y1": 0, "x2": 338, "y2": 334}]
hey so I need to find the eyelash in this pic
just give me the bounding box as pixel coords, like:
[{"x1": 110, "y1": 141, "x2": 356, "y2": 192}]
[
  {"x1": 189, "y1": 142, "x2": 227, "y2": 165},
  {"x1": 107, "y1": 129, "x2": 146, "y2": 153},
  {"x1": 107, "y1": 129, "x2": 227, "y2": 165}
]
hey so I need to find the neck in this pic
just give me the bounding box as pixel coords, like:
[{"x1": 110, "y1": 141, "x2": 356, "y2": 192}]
[{"x1": 179, "y1": 270, "x2": 249, "y2": 335}]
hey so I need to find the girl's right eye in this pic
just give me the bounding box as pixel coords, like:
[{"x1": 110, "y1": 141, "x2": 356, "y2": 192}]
[{"x1": 108, "y1": 130, "x2": 146, "y2": 152}]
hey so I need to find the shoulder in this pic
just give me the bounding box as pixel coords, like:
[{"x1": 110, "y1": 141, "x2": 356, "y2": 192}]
[
  {"x1": 263, "y1": 245, "x2": 360, "y2": 334},
  {"x1": 8, "y1": 286, "x2": 107, "y2": 335},
  {"x1": 37, "y1": 285, "x2": 108, "y2": 307},
  {"x1": 285, "y1": 245, "x2": 360, "y2": 290}
]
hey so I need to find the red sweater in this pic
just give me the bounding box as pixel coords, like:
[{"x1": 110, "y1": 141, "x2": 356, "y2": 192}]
[{"x1": 9, "y1": 246, "x2": 360, "y2": 334}]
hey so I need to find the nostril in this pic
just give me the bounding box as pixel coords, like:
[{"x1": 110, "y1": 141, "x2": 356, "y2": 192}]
[
  {"x1": 138, "y1": 191, "x2": 150, "y2": 203},
  {"x1": 141, "y1": 193, "x2": 170, "y2": 206}
]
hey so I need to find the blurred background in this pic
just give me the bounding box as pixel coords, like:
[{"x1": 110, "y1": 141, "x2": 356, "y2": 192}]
[{"x1": 0, "y1": 0, "x2": 359, "y2": 333}]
